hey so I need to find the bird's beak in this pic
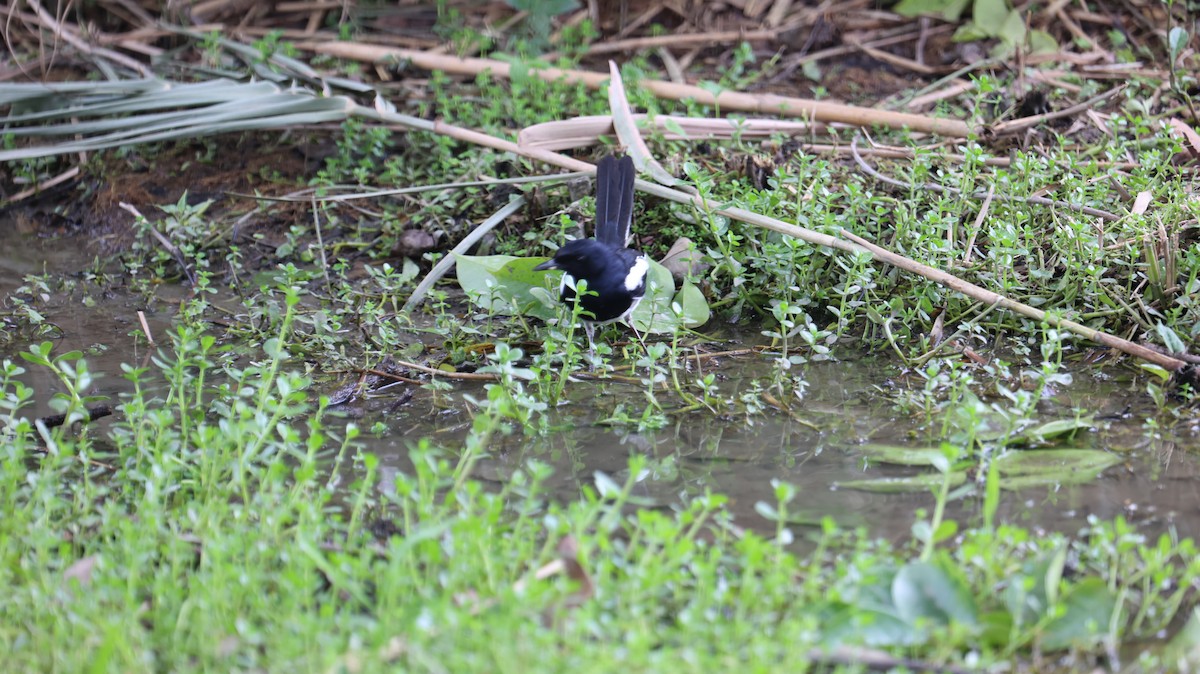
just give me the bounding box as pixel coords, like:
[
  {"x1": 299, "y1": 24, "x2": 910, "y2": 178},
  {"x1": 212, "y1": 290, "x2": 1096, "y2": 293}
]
[{"x1": 533, "y1": 259, "x2": 559, "y2": 271}]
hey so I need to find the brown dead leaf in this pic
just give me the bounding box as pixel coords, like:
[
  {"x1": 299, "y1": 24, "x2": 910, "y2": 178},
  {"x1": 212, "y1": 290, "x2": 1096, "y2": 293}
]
[
  {"x1": 64, "y1": 555, "x2": 98, "y2": 586},
  {"x1": 1168, "y1": 118, "x2": 1200, "y2": 160},
  {"x1": 1131, "y1": 190, "x2": 1152, "y2": 215},
  {"x1": 556, "y1": 536, "x2": 594, "y2": 605},
  {"x1": 660, "y1": 237, "x2": 710, "y2": 282}
]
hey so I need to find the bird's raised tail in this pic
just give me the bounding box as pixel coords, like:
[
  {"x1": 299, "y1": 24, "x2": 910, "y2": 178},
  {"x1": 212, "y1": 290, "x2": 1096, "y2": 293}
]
[{"x1": 593, "y1": 154, "x2": 635, "y2": 248}]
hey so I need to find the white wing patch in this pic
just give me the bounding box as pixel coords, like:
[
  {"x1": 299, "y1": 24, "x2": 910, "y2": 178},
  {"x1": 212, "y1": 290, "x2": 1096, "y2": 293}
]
[{"x1": 624, "y1": 255, "x2": 649, "y2": 292}]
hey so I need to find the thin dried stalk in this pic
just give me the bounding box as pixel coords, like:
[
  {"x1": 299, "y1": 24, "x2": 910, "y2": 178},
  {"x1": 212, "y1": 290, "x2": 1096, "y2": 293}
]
[{"x1": 297, "y1": 41, "x2": 973, "y2": 137}]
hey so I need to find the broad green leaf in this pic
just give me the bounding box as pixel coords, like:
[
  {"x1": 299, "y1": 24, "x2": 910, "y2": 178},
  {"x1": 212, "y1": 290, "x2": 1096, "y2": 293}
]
[
  {"x1": 997, "y1": 8, "x2": 1027, "y2": 45},
  {"x1": 973, "y1": 0, "x2": 1010, "y2": 35},
  {"x1": 1012, "y1": 417, "x2": 1094, "y2": 444},
  {"x1": 822, "y1": 603, "x2": 918, "y2": 647},
  {"x1": 893, "y1": 560, "x2": 979, "y2": 626},
  {"x1": 1140, "y1": 363, "x2": 1172, "y2": 382},
  {"x1": 1040, "y1": 578, "x2": 1116, "y2": 651},
  {"x1": 1162, "y1": 606, "x2": 1200, "y2": 671},
  {"x1": 1003, "y1": 546, "x2": 1066, "y2": 625},
  {"x1": 893, "y1": 0, "x2": 969, "y2": 20},
  {"x1": 993, "y1": 449, "x2": 1120, "y2": 476},
  {"x1": 1027, "y1": 28, "x2": 1058, "y2": 54},
  {"x1": 998, "y1": 472, "x2": 1109, "y2": 491},
  {"x1": 629, "y1": 260, "x2": 679, "y2": 334},
  {"x1": 858, "y1": 444, "x2": 944, "y2": 467},
  {"x1": 1157, "y1": 322, "x2": 1187, "y2": 354},
  {"x1": 453, "y1": 254, "x2": 558, "y2": 320},
  {"x1": 835, "y1": 471, "x2": 967, "y2": 493},
  {"x1": 992, "y1": 449, "x2": 1120, "y2": 490},
  {"x1": 672, "y1": 280, "x2": 710, "y2": 329},
  {"x1": 506, "y1": 0, "x2": 577, "y2": 14},
  {"x1": 952, "y1": 23, "x2": 992, "y2": 42},
  {"x1": 1168, "y1": 27, "x2": 1189, "y2": 58}
]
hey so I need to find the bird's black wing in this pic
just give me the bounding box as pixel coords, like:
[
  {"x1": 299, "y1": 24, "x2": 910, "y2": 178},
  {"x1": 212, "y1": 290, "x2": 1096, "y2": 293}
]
[{"x1": 593, "y1": 154, "x2": 635, "y2": 247}]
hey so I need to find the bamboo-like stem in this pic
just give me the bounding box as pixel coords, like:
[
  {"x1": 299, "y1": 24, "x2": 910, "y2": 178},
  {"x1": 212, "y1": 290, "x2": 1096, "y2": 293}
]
[{"x1": 299, "y1": 41, "x2": 973, "y2": 138}]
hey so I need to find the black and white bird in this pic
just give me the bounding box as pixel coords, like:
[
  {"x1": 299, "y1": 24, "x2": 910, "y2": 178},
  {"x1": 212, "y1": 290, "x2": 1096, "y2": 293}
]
[{"x1": 535, "y1": 155, "x2": 648, "y2": 353}]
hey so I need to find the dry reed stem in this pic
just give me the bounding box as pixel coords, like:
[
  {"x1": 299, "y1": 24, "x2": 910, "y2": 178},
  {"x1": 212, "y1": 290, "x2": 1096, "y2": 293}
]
[{"x1": 298, "y1": 41, "x2": 973, "y2": 137}]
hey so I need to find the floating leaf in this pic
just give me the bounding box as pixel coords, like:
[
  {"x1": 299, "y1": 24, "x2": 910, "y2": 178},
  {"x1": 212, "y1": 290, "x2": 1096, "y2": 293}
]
[
  {"x1": 858, "y1": 444, "x2": 945, "y2": 467},
  {"x1": 1013, "y1": 417, "x2": 1094, "y2": 444},
  {"x1": 835, "y1": 471, "x2": 967, "y2": 494},
  {"x1": 993, "y1": 449, "x2": 1120, "y2": 476}
]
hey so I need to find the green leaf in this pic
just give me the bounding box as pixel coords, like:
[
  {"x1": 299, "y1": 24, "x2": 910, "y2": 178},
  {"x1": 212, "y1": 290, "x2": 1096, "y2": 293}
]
[
  {"x1": 1012, "y1": 417, "x2": 1094, "y2": 445},
  {"x1": 1040, "y1": 578, "x2": 1116, "y2": 650},
  {"x1": 506, "y1": 0, "x2": 577, "y2": 15},
  {"x1": 1157, "y1": 322, "x2": 1187, "y2": 354},
  {"x1": 997, "y1": 8, "x2": 1027, "y2": 45},
  {"x1": 629, "y1": 260, "x2": 679, "y2": 334},
  {"x1": 993, "y1": 449, "x2": 1120, "y2": 476},
  {"x1": 1003, "y1": 546, "x2": 1067, "y2": 625},
  {"x1": 671, "y1": 280, "x2": 710, "y2": 329},
  {"x1": 1140, "y1": 363, "x2": 1172, "y2": 382},
  {"x1": 892, "y1": 560, "x2": 978, "y2": 626},
  {"x1": 1162, "y1": 606, "x2": 1200, "y2": 670},
  {"x1": 1168, "y1": 27, "x2": 1189, "y2": 58},
  {"x1": 835, "y1": 471, "x2": 968, "y2": 493},
  {"x1": 952, "y1": 22, "x2": 991, "y2": 42},
  {"x1": 858, "y1": 444, "x2": 945, "y2": 467},
  {"x1": 1027, "y1": 28, "x2": 1058, "y2": 54},
  {"x1": 822, "y1": 603, "x2": 919, "y2": 647},
  {"x1": 893, "y1": 0, "x2": 970, "y2": 20},
  {"x1": 973, "y1": 0, "x2": 1010, "y2": 36},
  {"x1": 454, "y1": 254, "x2": 558, "y2": 320}
]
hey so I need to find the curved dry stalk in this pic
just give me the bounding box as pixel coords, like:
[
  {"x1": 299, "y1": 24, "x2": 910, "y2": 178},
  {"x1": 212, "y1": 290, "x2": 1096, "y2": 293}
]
[{"x1": 402, "y1": 195, "x2": 528, "y2": 313}]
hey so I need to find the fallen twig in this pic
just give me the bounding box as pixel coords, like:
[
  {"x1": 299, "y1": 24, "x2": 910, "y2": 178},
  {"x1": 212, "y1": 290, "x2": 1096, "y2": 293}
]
[
  {"x1": 297, "y1": 41, "x2": 973, "y2": 137},
  {"x1": 38, "y1": 404, "x2": 113, "y2": 429},
  {"x1": 392, "y1": 359, "x2": 498, "y2": 382}
]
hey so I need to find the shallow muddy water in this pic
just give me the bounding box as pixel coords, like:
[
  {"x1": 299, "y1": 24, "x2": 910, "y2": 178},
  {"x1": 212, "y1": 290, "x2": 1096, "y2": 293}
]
[{"x1": 6, "y1": 225, "x2": 1200, "y2": 543}]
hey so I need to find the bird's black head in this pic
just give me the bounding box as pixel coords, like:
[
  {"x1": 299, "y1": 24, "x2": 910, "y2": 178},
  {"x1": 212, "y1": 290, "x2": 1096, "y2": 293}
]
[{"x1": 533, "y1": 238, "x2": 612, "y2": 280}]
